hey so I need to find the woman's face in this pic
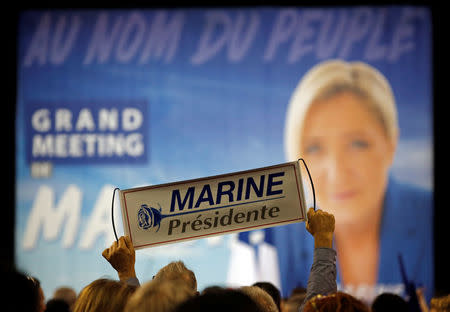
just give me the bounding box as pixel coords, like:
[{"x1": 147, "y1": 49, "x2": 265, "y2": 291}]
[{"x1": 301, "y1": 92, "x2": 396, "y2": 226}]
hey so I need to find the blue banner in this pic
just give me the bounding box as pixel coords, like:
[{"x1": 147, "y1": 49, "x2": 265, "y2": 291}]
[{"x1": 16, "y1": 6, "x2": 433, "y2": 304}]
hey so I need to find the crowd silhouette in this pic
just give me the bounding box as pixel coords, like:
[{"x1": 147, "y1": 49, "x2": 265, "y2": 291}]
[{"x1": 5, "y1": 208, "x2": 448, "y2": 312}]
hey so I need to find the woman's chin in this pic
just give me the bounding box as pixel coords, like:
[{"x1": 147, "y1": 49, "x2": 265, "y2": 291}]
[{"x1": 322, "y1": 205, "x2": 368, "y2": 228}]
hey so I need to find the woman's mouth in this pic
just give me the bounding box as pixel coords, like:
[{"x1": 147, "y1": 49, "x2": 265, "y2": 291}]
[{"x1": 331, "y1": 190, "x2": 358, "y2": 201}]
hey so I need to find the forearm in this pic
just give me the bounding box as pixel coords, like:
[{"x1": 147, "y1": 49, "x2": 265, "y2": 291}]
[
  {"x1": 313, "y1": 232, "x2": 333, "y2": 249},
  {"x1": 298, "y1": 248, "x2": 337, "y2": 312},
  {"x1": 118, "y1": 268, "x2": 137, "y2": 282}
]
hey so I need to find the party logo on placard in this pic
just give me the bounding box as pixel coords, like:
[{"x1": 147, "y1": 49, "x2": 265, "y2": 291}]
[{"x1": 137, "y1": 204, "x2": 163, "y2": 232}]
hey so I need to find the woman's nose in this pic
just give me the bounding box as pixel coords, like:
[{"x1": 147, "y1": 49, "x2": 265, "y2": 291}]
[{"x1": 325, "y1": 150, "x2": 353, "y2": 184}]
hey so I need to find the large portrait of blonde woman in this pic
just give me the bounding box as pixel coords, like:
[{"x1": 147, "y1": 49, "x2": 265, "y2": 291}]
[{"x1": 282, "y1": 59, "x2": 433, "y2": 303}]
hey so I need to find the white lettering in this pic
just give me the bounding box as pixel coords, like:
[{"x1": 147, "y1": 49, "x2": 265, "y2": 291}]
[
  {"x1": 22, "y1": 184, "x2": 125, "y2": 250},
  {"x1": 227, "y1": 12, "x2": 260, "y2": 62},
  {"x1": 84, "y1": 11, "x2": 184, "y2": 65},
  {"x1": 68, "y1": 134, "x2": 83, "y2": 157},
  {"x1": 84, "y1": 134, "x2": 97, "y2": 156},
  {"x1": 364, "y1": 9, "x2": 388, "y2": 60},
  {"x1": 23, "y1": 12, "x2": 81, "y2": 66},
  {"x1": 23, "y1": 184, "x2": 82, "y2": 249},
  {"x1": 122, "y1": 108, "x2": 143, "y2": 131},
  {"x1": 83, "y1": 12, "x2": 124, "y2": 64},
  {"x1": 32, "y1": 133, "x2": 144, "y2": 158},
  {"x1": 139, "y1": 11, "x2": 185, "y2": 63},
  {"x1": 23, "y1": 13, "x2": 51, "y2": 66},
  {"x1": 98, "y1": 108, "x2": 118, "y2": 131},
  {"x1": 317, "y1": 10, "x2": 348, "y2": 59},
  {"x1": 126, "y1": 133, "x2": 144, "y2": 156},
  {"x1": 263, "y1": 9, "x2": 297, "y2": 62},
  {"x1": 338, "y1": 8, "x2": 373, "y2": 59},
  {"x1": 50, "y1": 14, "x2": 82, "y2": 64},
  {"x1": 32, "y1": 109, "x2": 51, "y2": 132},
  {"x1": 55, "y1": 134, "x2": 68, "y2": 157},
  {"x1": 388, "y1": 7, "x2": 424, "y2": 62},
  {"x1": 191, "y1": 11, "x2": 232, "y2": 65},
  {"x1": 30, "y1": 162, "x2": 53, "y2": 178},
  {"x1": 33, "y1": 134, "x2": 53, "y2": 157},
  {"x1": 75, "y1": 108, "x2": 95, "y2": 131},
  {"x1": 288, "y1": 10, "x2": 323, "y2": 63},
  {"x1": 55, "y1": 109, "x2": 72, "y2": 131},
  {"x1": 116, "y1": 12, "x2": 146, "y2": 63},
  {"x1": 191, "y1": 11, "x2": 260, "y2": 64}
]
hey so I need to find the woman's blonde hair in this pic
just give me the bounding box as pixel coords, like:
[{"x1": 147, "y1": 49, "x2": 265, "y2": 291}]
[
  {"x1": 239, "y1": 285, "x2": 278, "y2": 312},
  {"x1": 73, "y1": 278, "x2": 137, "y2": 312},
  {"x1": 125, "y1": 278, "x2": 196, "y2": 312},
  {"x1": 153, "y1": 260, "x2": 197, "y2": 292},
  {"x1": 303, "y1": 291, "x2": 369, "y2": 312},
  {"x1": 284, "y1": 59, "x2": 398, "y2": 161}
]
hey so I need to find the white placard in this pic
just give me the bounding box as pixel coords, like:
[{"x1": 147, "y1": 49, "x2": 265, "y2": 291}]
[{"x1": 119, "y1": 161, "x2": 308, "y2": 249}]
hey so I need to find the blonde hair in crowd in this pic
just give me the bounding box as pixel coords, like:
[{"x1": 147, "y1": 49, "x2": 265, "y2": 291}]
[
  {"x1": 240, "y1": 285, "x2": 279, "y2": 312},
  {"x1": 73, "y1": 278, "x2": 137, "y2": 312},
  {"x1": 284, "y1": 59, "x2": 398, "y2": 161},
  {"x1": 153, "y1": 260, "x2": 197, "y2": 292},
  {"x1": 430, "y1": 294, "x2": 450, "y2": 312},
  {"x1": 303, "y1": 291, "x2": 369, "y2": 312},
  {"x1": 125, "y1": 279, "x2": 196, "y2": 312}
]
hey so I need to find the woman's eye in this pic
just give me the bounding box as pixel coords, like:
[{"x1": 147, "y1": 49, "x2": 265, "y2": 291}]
[
  {"x1": 305, "y1": 143, "x2": 321, "y2": 154},
  {"x1": 351, "y1": 139, "x2": 369, "y2": 149}
]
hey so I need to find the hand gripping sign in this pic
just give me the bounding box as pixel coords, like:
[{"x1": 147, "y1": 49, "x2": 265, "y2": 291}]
[{"x1": 116, "y1": 160, "x2": 312, "y2": 249}]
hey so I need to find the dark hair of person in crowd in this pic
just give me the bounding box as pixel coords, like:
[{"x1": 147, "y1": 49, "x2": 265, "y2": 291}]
[
  {"x1": 284, "y1": 292, "x2": 308, "y2": 312},
  {"x1": 73, "y1": 278, "x2": 137, "y2": 312},
  {"x1": 52, "y1": 286, "x2": 77, "y2": 311},
  {"x1": 4, "y1": 269, "x2": 42, "y2": 312},
  {"x1": 45, "y1": 299, "x2": 71, "y2": 312},
  {"x1": 29, "y1": 275, "x2": 46, "y2": 312},
  {"x1": 371, "y1": 292, "x2": 408, "y2": 312},
  {"x1": 253, "y1": 281, "x2": 282, "y2": 311},
  {"x1": 290, "y1": 286, "x2": 307, "y2": 297},
  {"x1": 201, "y1": 285, "x2": 226, "y2": 295},
  {"x1": 303, "y1": 291, "x2": 370, "y2": 312},
  {"x1": 174, "y1": 288, "x2": 263, "y2": 312}
]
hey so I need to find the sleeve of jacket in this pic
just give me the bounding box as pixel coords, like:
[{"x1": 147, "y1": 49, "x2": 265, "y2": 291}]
[
  {"x1": 298, "y1": 248, "x2": 337, "y2": 312},
  {"x1": 125, "y1": 276, "x2": 140, "y2": 287}
]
